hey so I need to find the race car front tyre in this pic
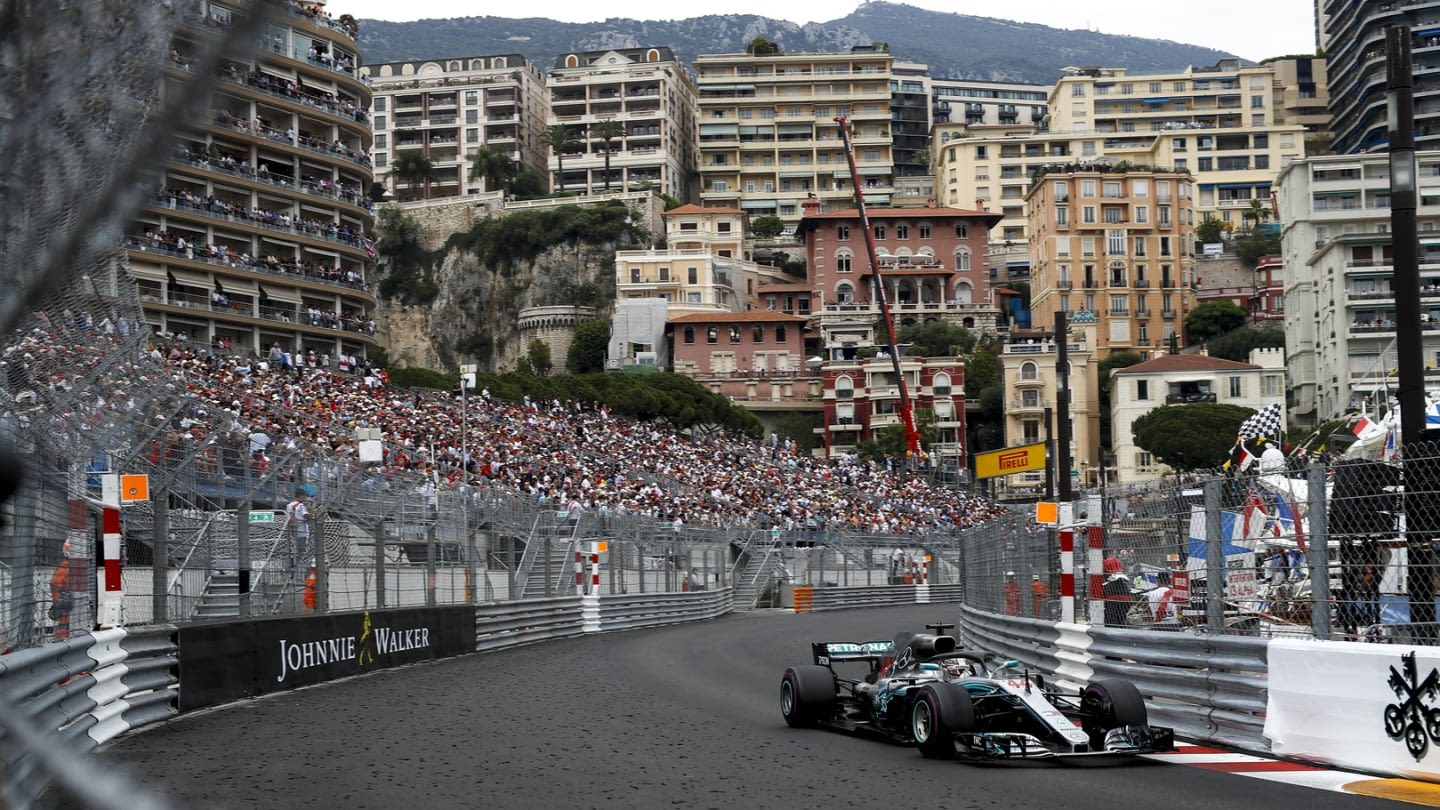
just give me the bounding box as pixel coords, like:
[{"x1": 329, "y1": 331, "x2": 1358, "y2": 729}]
[
  {"x1": 911, "y1": 683, "x2": 975, "y2": 759},
  {"x1": 1080, "y1": 678, "x2": 1147, "y2": 749},
  {"x1": 781, "y1": 665, "x2": 836, "y2": 728}
]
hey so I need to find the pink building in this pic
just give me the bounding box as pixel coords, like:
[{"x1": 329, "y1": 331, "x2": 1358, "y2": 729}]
[
  {"x1": 818, "y1": 354, "x2": 967, "y2": 465},
  {"x1": 1254, "y1": 254, "x2": 1285, "y2": 322},
  {"x1": 798, "y1": 198, "x2": 1001, "y2": 313},
  {"x1": 669, "y1": 311, "x2": 812, "y2": 403}
]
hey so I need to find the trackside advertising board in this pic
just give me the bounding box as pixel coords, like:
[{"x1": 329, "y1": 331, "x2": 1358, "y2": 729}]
[
  {"x1": 974, "y1": 443, "x2": 1045, "y2": 480},
  {"x1": 178, "y1": 606, "x2": 475, "y2": 711},
  {"x1": 1265, "y1": 638, "x2": 1440, "y2": 780}
]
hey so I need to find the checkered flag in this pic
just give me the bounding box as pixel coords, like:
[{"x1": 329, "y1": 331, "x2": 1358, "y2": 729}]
[{"x1": 1238, "y1": 402, "x2": 1283, "y2": 440}]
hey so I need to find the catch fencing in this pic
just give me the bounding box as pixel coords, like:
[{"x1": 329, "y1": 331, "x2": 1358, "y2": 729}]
[{"x1": 961, "y1": 453, "x2": 1440, "y2": 644}]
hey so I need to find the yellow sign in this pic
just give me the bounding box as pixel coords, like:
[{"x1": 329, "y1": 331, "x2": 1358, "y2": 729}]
[
  {"x1": 119, "y1": 474, "x2": 150, "y2": 502},
  {"x1": 974, "y1": 443, "x2": 1046, "y2": 480}
]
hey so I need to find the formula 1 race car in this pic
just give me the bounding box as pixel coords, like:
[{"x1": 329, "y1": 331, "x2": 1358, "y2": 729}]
[{"x1": 780, "y1": 623, "x2": 1175, "y2": 760}]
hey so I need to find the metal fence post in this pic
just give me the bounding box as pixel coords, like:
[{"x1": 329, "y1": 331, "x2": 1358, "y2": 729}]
[
  {"x1": 374, "y1": 521, "x2": 386, "y2": 609},
  {"x1": 425, "y1": 521, "x2": 437, "y2": 607},
  {"x1": 314, "y1": 505, "x2": 328, "y2": 613},
  {"x1": 1307, "y1": 462, "x2": 1333, "y2": 640},
  {"x1": 543, "y1": 533, "x2": 552, "y2": 598},
  {"x1": 236, "y1": 483, "x2": 250, "y2": 619},
  {"x1": 152, "y1": 486, "x2": 169, "y2": 623},
  {"x1": 1205, "y1": 478, "x2": 1225, "y2": 635}
]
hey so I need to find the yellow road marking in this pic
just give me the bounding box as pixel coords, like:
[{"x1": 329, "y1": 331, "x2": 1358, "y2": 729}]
[{"x1": 1345, "y1": 779, "x2": 1440, "y2": 806}]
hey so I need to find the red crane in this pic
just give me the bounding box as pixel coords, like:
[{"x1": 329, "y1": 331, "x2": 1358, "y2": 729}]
[{"x1": 834, "y1": 116, "x2": 922, "y2": 459}]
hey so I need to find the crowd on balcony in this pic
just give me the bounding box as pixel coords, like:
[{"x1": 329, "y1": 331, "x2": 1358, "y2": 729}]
[
  {"x1": 128, "y1": 230, "x2": 370, "y2": 293},
  {"x1": 174, "y1": 143, "x2": 372, "y2": 212},
  {"x1": 155, "y1": 187, "x2": 366, "y2": 249},
  {"x1": 110, "y1": 338, "x2": 1005, "y2": 536},
  {"x1": 213, "y1": 110, "x2": 372, "y2": 169}
]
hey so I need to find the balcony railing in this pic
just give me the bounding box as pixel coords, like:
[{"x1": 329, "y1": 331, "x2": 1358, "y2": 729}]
[
  {"x1": 152, "y1": 190, "x2": 369, "y2": 253},
  {"x1": 1166, "y1": 392, "x2": 1216, "y2": 404},
  {"x1": 138, "y1": 290, "x2": 376, "y2": 337},
  {"x1": 123, "y1": 236, "x2": 372, "y2": 294},
  {"x1": 169, "y1": 152, "x2": 372, "y2": 212},
  {"x1": 212, "y1": 113, "x2": 372, "y2": 169}
]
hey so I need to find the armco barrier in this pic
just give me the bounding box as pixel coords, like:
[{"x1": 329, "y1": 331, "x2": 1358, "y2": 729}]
[
  {"x1": 957, "y1": 604, "x2": 1269, "y2": 752},
  {"x1": 596, "y1": 589, "x2": 732, "y2": 631},
  {"x1": 0, "y1": 626, "x2": 179, "y2": 809},
  {"x1": 802, "y1": 583, "x2": 965, "y2": 613},
  {"x1": 475, "y1": 596, "x2": 586, "y2": 652}
]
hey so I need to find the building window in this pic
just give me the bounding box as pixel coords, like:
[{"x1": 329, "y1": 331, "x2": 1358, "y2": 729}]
[
  {"x1": 836, "y1": 375, "x2": 854, "y2": 399},
  {"x1": 837, "y1": 225, "x2": 850, "y2": 240},
  {"x1": 874, "y1": 224, "x2": 886, "y2": 239},
  {"x1": 1137, "y1": 451, "x2": 1152, "y2": 468},
  {"x1": 688, "y1": 267, "x2": 698, "y2": 284},
  {"x1": 836, "y1": 282, "x2": 854, "y2": 303},
  {"x1": 630, "y1": 268, "x2": 641, "y2": 283},
  {"x1": 954, "y1": 249, "x2": 970, "y2": 270},
  {"x1": 707, "y1": 327, "x2": 717, "y2": 344},
  {"x1": 683, "y1": 326, "x2": 695, "y2": 344},
  {"x1": 919, "y1": 223, "x2": 931, "y2": 239},
  {"x1": 896, "y1": 224, "x2": 909, "y2": 239},
  {"x1": 776, "y1": 325, "x2": 787, "y2": 342},
  {"x1": 1081, "y1": 179, "x2": 1096, "y2": 197},
  {"x1": 752, "y1": 325, "x2": 764, "y2": 343},
  {"x1": 1056, "y1": 207, "x2": 1068, "y2": 226},
  {"x1": 1022, "y1": 419, "x2": 1040, "y2": 443},
  {"x1": 1264, "y1": 374, "x2": 1279, "y2": 397},
  {"x1": 1020, "y1": 361, "x2": 1038, "y2": 381},
  {"x1": 836, "y1": 250, "x2": 853, "y2": 273},
  {"x1": 730, "y1": 326, "x2": 742, "y2": 344},
  {"x1": 1082, "y1": 206, "x2": 1096, "y2": 224},
  {"x1": 1137, "y1": 379, "x2": 1149, "y2": 400},
  {"x1": 466, "y1": 128, "x2": 479, "y2": 143},
  {"x1": 933, "y1": 372, "x2": 951, "y2": 395},
  {"x1": 1229, "y1": 376, "x2": 1242, "y2": 397}
]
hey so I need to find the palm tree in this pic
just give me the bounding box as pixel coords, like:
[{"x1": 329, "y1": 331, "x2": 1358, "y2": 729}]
[
  {"x1": 539, "y1": 124, "x2": 580, "y2": 193},
  {"x1": 590, "y1": 118, "x2": 626, "y2": 191},
  {"x1": 389, "y1": 151, "x2": 437, "y2": 201},
  {"x1": 467, "y1": 145, "x2": 517, "y2": 193}
]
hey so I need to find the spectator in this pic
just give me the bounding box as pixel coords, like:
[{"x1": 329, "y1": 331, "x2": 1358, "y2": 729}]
[
  {"x1": 1148, "y1": 571, "x2": 1180, "y2": 627},
  {"x1": 1102, "y1": 557, "x2": 1133, "y2": 627},
  {"x1": 1030, "y1": 574, "x2": 1048, "y2": 619},
  {"x1": 303, "y1": 566, "x2": 318, "y2": 611},
  {"x1": 50, "y1": 546, "x2": 82, "y2": 640},
  {"x1": 1003, "y1": 572, "x2": 1021, "y2": 616}
]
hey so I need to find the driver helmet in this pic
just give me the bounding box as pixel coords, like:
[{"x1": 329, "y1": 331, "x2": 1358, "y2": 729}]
[
  {"x1": 918, "y1": 662, "x2": 944, "y2": 677},
  {"x1": 939, "y1": 657, "x2": 971, "y2": 679}
]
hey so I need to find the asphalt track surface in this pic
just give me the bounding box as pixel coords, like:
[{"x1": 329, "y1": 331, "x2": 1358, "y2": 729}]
[{"x1": 99, "y1": 605, "x2": 1405, "y2": 809}]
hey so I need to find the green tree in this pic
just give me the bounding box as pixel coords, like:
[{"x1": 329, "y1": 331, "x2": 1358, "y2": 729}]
[
  {"x1": 526, "y1": 339, "x2": 553, "y2": 376},
  {"x1": 750, "y1": 215, "x2": 786, "y2": 239},
  {"x1": 388, "y1": 151, "x2": 437, "y2": 201},
  {"x1": 1206, "y1": 325, "x2": 1285, "y2": 362},
  {"x1": 590, "y1": 119, "x2": 626, "y2": 191},
  {"x1": 1235, "y1": 229, "x2": 1282, "y2": 269},
  {"x1": 855, "y1": 409, "x2": 937, "y2": 463},
  {"x1": 336, "y1": 13, "x2": 358, "y2": 37},
  {"x1": 659, "y1": 193, "x2": 683, "y2": 210},
  {"x1": 507, "y1": 168, "x2": 548, "y2": 199},
  {"x1": 1196, "y1": 215, "x2": 1224, "y2": 245},
  {"x1": 963, "y1": 346, "x2": 999, "y2": 401},
  {"x1": 746, "y1": 36, "x2": 780, "y2": 56},
  {"x1": 374, "y1": 206, "x2": 438, "y2": 305},
  {"x1": 567, "y1": 319, "x2": 611, "y2": 373},
  {"x1": 1097, "y1": 350, "x2": 1145, "y2": 450},
  {"x1": 466, "y1": 145, "x2": 517, "y2": 193},
  {"x1": 900, "y1": 320, "x2": 975, "y2": 358},
  {"x1": 970, "y1": 384, "x2": 1005, "y2": 454},
  {"x1": 912, "y1": 148, "x2": 931, "y2": 170},
  {"x1": 772, "y1": 411, "x2": 820, "y2": 452},
  {"x1": 1132, "y1": 403, "x2": 1257, "y2": 471},
  {"x1": 539, "y1": 125, "x2": 581, "y2": 192},
  {"x1": 367, "y1": 182, "x2": 389, "y2": 203},
  {"x1": 1185, "y1": 300, "x2": 1249, "y2": 344},
  {"x1": 1242, "y1": 198, "x2": 1269, "y2": 230}
]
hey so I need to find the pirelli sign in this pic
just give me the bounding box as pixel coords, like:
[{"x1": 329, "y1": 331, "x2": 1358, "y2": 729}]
[{"x1": 974, "y1": 442, "x2": 1046, "y2": 480}]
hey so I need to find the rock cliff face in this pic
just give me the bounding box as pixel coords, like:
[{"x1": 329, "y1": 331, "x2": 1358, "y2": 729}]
[{"x1": 373, "y1": 238, "x2": 619, "y2": 374}]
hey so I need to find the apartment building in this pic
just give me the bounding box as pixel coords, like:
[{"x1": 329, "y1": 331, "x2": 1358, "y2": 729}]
[
  {"x1": 1026, "y1": 165, "x2": 1197, "y2": 357},
  {"x1": 128, "y1": 1, "x2": 377, "y2": 359},
  {"x1": 816, "y1": 353, "x2": 967, "y2": 463},
  {"x1": 1265, "y1": 56, "x2": 1330, "y2": 139},
  {"x1": 547, "y1": 48, "x2": 698, "y2": 198},
  {"x1": 995, "y1": 318, "x2": 1099, "y2": 493},
  {"x1": 364, "y1": 54, "x2": 548, "y2": 198},
  {"x1": 932, "y1": 122, "x2": 1082, "y2": 244},
  {"x1": 1109, "y1": 350, "x2": 1285, "y2": 484},
  {"x1": 614, "y1": 205, "x2": 786, "y2": 315},
  {"x1": 1276, "y1": 152, "x2": 1440, "y2": 427},
  {"x1": 930, "y1": 78, "x2": 1050, "y2": 129},
  {"x1": 1324, "y1": 2, "x2": 1440, "y2": 154},
  {"x1": 891, "y1": 62, "x2": 933, "y2": 178},
  {"x1": 1048, "y1": 61, "x2": 1308, "y2": 227},
  {"x1": 695, "y1": 47, "x2": 895, "y2": 227}
]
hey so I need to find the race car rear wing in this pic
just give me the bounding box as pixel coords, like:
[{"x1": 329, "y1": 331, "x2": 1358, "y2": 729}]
[{"x1": 811, "y1": 641, "x2": 894, "y2": 666}]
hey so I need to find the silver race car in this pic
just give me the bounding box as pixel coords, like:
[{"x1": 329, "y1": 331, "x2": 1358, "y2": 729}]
[{"x1": 781, "y1": 622, "x2": 1175, "y2": 760}]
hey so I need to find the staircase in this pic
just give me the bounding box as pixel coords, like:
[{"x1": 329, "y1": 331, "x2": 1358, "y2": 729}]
[
  {"x1": 193, "y1": 572, "x2": 241, "y2": 619},
  {"x1": 733, "y1": 543, "x2": 790, "y2": 609},
  {"x1": 518, "y1": 513, "x2": 583, "y2": 600}
]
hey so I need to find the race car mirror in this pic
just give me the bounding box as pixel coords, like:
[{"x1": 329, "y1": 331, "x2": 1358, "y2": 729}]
[{"x1": 1004, "y1": 660, "x2": 1021, "y2": 669}]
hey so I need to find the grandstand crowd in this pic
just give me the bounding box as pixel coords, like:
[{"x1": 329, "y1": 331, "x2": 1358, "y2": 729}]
[{"x1": 2, "y1": 307, "x2": 1006, "y2": 537}]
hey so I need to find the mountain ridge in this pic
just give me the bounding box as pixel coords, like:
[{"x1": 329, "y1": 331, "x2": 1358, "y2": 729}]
[{"x1": 357, "y1": 2, "x2": 1243, "y2": 84}]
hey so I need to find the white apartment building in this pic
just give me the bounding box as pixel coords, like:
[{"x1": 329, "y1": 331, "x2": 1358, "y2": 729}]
[
  {"x1": 547, "y1": 48, "x2": 698, "y2": 199},
  {"x1": 934, "y1": 60, "x2": 1312, "y2": 248},
  {"x1": 363, "y1": 54, "x2": 548, "y2": 198},
  {"x1": 614, "y1": 205, "x2": 786, "y2": 315},
  {"x1": 996, "y1": 316, "x2": 1099, "y2": 493},
  {"x1": 695, "y1": 46, "x2": 895, "y2": 227},
  {"x1": 1277, "y1": 152, "x2": 1440, "y2": 427},
  {"x1": 930, "y1": 77, "x2": 1050, "y2": 129},
  {"x1": 1109, "y1": 349, "x2": 1285, "y2": 484}
]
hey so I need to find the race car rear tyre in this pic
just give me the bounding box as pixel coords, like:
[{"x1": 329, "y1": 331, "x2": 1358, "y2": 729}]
[
  {"x1": 781, "y1": 665, "x2": 836, "y2": 728},
  {"x1": 911, "y1": 683, "x2": 975, "y2": 759},
  {"x1": 1080, "y1": 678, "x2": 1147, "y2": 748}
]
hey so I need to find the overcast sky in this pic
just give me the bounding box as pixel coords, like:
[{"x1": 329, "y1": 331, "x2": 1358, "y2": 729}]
[{"x1": 331, "y1": 0, "x2": 1318, "y2": 62}]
